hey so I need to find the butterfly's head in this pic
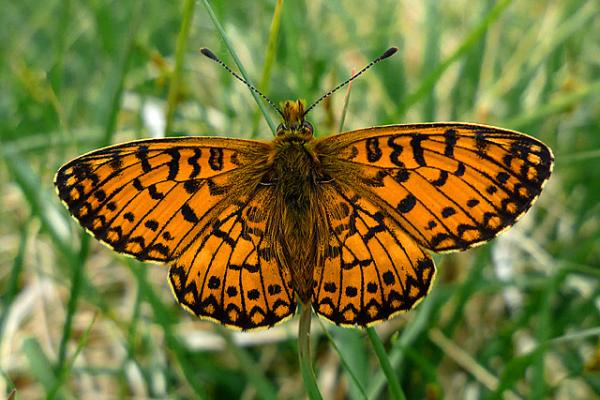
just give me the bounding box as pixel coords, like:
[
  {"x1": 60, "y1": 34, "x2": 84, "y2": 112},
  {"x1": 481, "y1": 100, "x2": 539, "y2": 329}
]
[{"x1": 276, "y1": 100, "x2": 314, "y2": 140}]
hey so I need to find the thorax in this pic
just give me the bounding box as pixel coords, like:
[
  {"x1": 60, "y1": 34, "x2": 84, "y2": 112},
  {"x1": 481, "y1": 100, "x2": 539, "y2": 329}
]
[{"x1": 270, "y1": 137, "x2": 319, "y2": 208}]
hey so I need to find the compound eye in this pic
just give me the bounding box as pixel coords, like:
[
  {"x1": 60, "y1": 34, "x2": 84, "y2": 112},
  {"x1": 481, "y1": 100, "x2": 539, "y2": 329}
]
[
  {"x1": 276, "y1": 123, "x2": 287, "y2": 136},
  {"x1": 303, "y1": 121, "x2": 314, "y2": 135}
]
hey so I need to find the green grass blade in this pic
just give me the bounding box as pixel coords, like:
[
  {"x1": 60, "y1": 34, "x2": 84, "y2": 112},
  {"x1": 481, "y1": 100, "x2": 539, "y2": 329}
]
[
  {"x1": 0, "y1": 223, "x2": 28, "y2": 343},
  {"x1": 531, "y1": 271, "x2": 566, "y2": 398},
  {"x1": 251, "y1": 0, "x2": 284, "y2": 137},
  {"x1": 397, "y1": 0, "x2": 512, "y2": 116},
  {"x1": 201, "y1": 0, "x2": 277, "y2": 134},
  {"x1": 297, "y1": 303, "x2": 323, "y2": 400},
  {"x1": 421, "y1": 0, "x2": 441, "y2": 121},
  {"x1": 216, "y1": 326, "x2": 280, "y2": 400},
  {"x1": 22, "y1": 337, "x2": 58, "y2": 394},
  {"x1": 317, "y1": 321, "x2": 368, "y2": 400},
  {"x1": 506, "y1": 80, "x2": 600, "y2": 130},
  {"x1": 366, "y1": 327, "x2": 406, "y2": 400},
  {"x1": 337, "y1": 68, "x2": 355, "y2": 134},
  {"x1": 1, "y1": 147, "x2": 73, "y2": 257},
  {"x1": 165, "y1": 0, "x2": 197, "y2": 136},
  {"x1": 128, "y1": 261, "x2": 209, "y2": 399},
  {"x1": 48, "y1": 314, "x2": 97, "y2": 400},
  {"x1": 367, "y1": 288, "x2": 444, "y2": 399},
  {"x1": 449, "y1": 1, "x2": 493, "y2": 119},
  {"x1": 56, "y1": 233, "x2": 90, "y2": 373},
  {"x1": 100, "y1": 0, "x2": 144, "y2": 147}
]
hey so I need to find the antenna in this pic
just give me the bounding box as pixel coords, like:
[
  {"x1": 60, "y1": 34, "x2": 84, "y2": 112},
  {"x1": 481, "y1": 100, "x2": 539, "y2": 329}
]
[
  {"x1": 303, "y1": 47, "x2": 398, "y2": 116},
  {"x1": 200, "y1": 48, "x2": 284, "y2": 118}
]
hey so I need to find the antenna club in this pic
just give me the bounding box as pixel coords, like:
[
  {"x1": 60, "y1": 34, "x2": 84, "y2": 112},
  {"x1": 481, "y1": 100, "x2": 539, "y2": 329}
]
[
  {"x1": 200, "y1": 48, "x2": 219, "y2": 62},
  {"x1": 380, "y1": 47, "x2": 399, "y2": 60}
]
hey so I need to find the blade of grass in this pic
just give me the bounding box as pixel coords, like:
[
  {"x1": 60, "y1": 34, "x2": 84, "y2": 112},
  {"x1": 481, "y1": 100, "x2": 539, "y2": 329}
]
[
  {"x1": 48, "y1": 0, "x2": 71, "y2": 99},
  {"x1": 337, "y1": 68, "x2": 356, "y2": 133},
  {"x1": 215, "y1": 326, "x2": 279, "y2": 400},
  {"x1": 128, "y1": 261, "x2": 209, "y2": 399},
  {"x1": 1, "y1": 147, "x2": 73, "y2": 258},
  {"x1": 100, "y1": 0, "x2": 144, "y2": 146},
  {"x1": 316, "y1": 320, "x2": 368, "y2": 400},
  {"x1": 201, "y1": 0, "x2": 276, "y2": 134},
  {"x1": 55, "y1": 233, "x2": 90, "y2": 372},
  {"x1": 22, "y1": 337, "x2": 58, "y2": 394},
  {"x1": 429, "y1": 328, "x2": 521, "y2": 400},
  {"x1": 251, "y1": 0, "x2": 284, "y2": 137},
  {"x1": 480, "y1": 0, "x2": 599, "y2": 111},
  {"x1": 367, "y1": 287, "x2": 445, "y2": 399},
  {"x1": 164, "y1": 0, "x2": 196, "y2": 136},
  {"x1": 531, "y1": 270, "x2": 566, "y2": 398},
  {"x1": 506, "y1": 80, "x2": 600, "y2": 130},
  {"x1": 0, "y1": 223, "x2": 28, "y2": 343},
  {"x1": 397, "y1": 0, "x2": 512, "y2": 116},
  {"x1": 422, "y1": 0, "x2": 441, "y2": 121},
  {"x1": 495, "y1": 323, "x2": 600, "y2": 397},
  {"x1": 443, "y1": 252, "x2": 488, "y2": 335},
  {"x1": 298, "y1": 302, "x2": 323, "y2": 400},
  {"x1": 281, "y1": 0, "x2": 309, "y2": 100},
  {"x1": 449, "y1": 0, "x2": 493, "y2": 119},
  {"x1": 366, "y1": 328, "x2": 406, "y2": 400},
  {"x1": 48, "y1": 314, "x2": 98, "y2": 400}
]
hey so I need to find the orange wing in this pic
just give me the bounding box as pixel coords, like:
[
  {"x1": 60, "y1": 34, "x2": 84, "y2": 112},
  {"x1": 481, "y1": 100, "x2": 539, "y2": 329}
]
[
  {"x1": 313, "y1": 182, "x2": 435, "y2": 326},
  {"x1": 169, "y1": 187, "x2": 296, "y2": 330},
  {"x1": 314, "y1": 123, "x2": 553, "y2": 252},
  {"x1": 55, "y1": 137, "x2": 269, "y2": 262}
]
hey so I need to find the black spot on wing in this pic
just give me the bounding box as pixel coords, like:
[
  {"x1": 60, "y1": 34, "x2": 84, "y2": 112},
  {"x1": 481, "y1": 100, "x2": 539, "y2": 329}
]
[
  {"x1": 475, "y1": 131, "x2": 488, "y2": 156},
  {"x1": 366, "y1": 137, "x2": 382, "y2": 162},
  {"x1": 135, "y1": 145, "x2": 151, "y2": 173},
  {"x1": 165, "y1": 147, "x2": 181, "y2": 180},
  {"x1": 133, "y1": 178, "x2": 144, "y2": 191},
  {"x1": 441, "y1": 207, "x2": 456, "y2": 218},
  {"x1": 387, "y1": 136, "x2": 405, "y2": 167},
  {"x1": 496, "y1": 171, "x2": 510, "y2": 184},
  {"x1": 410, "y1": 135, "x2": 426, "y2": 166},
  {"x1": 209, "y1": 148, "x2": 224, "y2": 171},
  {"x1": 444, "y1": 129, "x2": 457, "y2": 157},
  {"x1": 455, "y1": 162, "x2": 466, "y2": 177},
  {"x1": 144, "y1": 219, "x2": 159, "y2": 231},
  {"x1": 188, "y1": 148, "x2": 202, "y2": 178},
  {"x1": 397, "y1": 194, "x2": 416, "y2": 213},
  {"x1": 181, "y1": 204, "x2": 199, "y2": 223},
  {"x1": 467, "y1": 199, "x2": 480, "y2": 208},
  {"x1": 431, "y1": 170, "x2": 448, "y2": 186},
  {"x1": 393, "y1": 170, "x2": 410, "y2": 183},
  {"x1": 183, "y1": 179, "x2": 201, "y2": 194},
  {"x1": 147, "y1": 184, "x2": 165, "y2": 200}
]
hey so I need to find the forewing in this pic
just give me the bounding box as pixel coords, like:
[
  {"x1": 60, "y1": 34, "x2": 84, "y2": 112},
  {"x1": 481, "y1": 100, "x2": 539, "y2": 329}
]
[
  {"x1": 55, "y1": 137, "x2": 270, "y2": 261},
  {"x1": 314, "y1": 123, "x2": 553, "y2": 252},
  {"x1": 313, "y1": 182, "x2": 435, "y2": 326},
  {"x1": 169, "y1": 187, "x2": 296, "y2": 330}
]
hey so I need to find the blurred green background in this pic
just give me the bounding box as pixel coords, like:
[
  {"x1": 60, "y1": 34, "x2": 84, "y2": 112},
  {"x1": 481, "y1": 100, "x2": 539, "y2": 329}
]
[{"x1": 1, "y1": 0, "x2": 599, "y2": 399}]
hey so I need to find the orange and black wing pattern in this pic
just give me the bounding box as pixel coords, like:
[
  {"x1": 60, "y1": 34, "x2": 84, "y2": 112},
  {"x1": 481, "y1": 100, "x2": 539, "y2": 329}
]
[
  {"x1": 55, "y1": 137, "x2": 267, "y2": 262},
  {"x1": 313, "y1": 182, "x2": 435, "y2": 326},
  {"x1": 55, "y1": 137, "x2": 295, "y2": 330},
  {"x1": 169, "y1": 187, "x2": 296, "y2": 330},
  {"x1": 315, "y1": 123, "x2": 553, "y2": 252}
]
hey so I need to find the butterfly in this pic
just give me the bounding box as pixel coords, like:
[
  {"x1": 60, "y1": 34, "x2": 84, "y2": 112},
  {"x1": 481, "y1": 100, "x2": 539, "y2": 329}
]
[{"x1": 55, "y1": 48, "x2": 553, "y2": 330}]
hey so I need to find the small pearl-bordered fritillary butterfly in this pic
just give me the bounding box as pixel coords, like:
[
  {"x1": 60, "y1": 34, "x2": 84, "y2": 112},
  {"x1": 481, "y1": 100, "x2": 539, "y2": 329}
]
[{"x1": 55, "y1": 48, "x2": 553, "y2": 330}]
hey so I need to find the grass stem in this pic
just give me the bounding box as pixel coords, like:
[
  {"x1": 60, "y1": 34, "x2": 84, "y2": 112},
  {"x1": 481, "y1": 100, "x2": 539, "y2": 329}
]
[{"x1": 298, "y1": 302, "x2": 323, "y2": 400}]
